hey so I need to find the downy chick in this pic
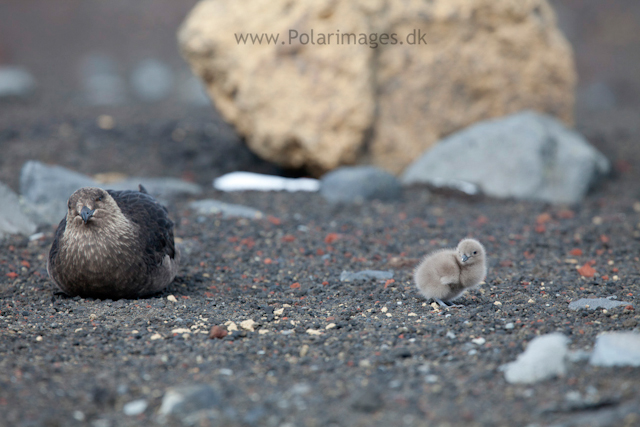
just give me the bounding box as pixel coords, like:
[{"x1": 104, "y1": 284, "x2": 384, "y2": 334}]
[{"x1": 414, "y1": 238, "x2": 486, "y2": 308}]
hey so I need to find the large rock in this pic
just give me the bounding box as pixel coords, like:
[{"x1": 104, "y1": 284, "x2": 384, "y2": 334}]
[
  {"x1": 179, "y1": 0, "x2": 576, "y2": 176},
  {"x1": 589, "y1": 332, "x2": 640, "y2": 367},
  {"x1": 401, "y1": 111, "x2": 610, "y2": 204},
  {"x1": 320, "y1": 166, "x2": 402, "y2": 203},
  {"x1": 20, "y1": 161, "x2": 202, "y2": 225},
  {"x1": 0, "y1": 182, "x2": 37, "y2": 239}
]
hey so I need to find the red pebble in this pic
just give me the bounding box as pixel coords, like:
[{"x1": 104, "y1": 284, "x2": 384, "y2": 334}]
[{"x1": 209, "y1": 325, "x2": 228, "y2": 339}]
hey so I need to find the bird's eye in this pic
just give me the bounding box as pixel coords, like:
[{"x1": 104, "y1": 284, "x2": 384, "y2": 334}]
[
  {"x1": 473, "y1": 251, "x2": 477, "y2": 255},
  {"x1": 96, "y1": 196, "x2": 103, "y2": 202}
]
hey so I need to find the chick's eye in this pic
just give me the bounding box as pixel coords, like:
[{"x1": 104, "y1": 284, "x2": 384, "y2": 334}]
[
  {"x1": 473, "y1": 251, "x2": 477, "y2": 255},
  {"x1": 95, "y1": 196, "x2": 103, "y2": 202}
]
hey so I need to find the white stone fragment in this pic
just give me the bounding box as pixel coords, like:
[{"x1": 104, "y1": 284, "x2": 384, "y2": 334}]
[
  {"x1": 589, "y1": 332, "x2": 640, "y2": 367},
  {"x1": 501, "y1": 333, "x2": 569, "y2": 384}
]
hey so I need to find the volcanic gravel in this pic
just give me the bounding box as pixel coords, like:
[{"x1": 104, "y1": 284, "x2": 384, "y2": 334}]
[{"x1": 1, "y1": 108, "x2": 640, "y2": 427}]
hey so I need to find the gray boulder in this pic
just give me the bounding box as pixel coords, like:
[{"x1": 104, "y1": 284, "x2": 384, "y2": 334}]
[
  {"x1": 20, "y1": 161, "x2": 98, "y2": 225},
  {"x1": 321, "y1": 166, "x2": 402, "y2": 204},
  {"x1": 20, "y1": 161, "x2": 202, "y2": 225},
  {"x1": 0, "y1": 182, "x2": 37, "y2": 239},
  {"x1": 401, "y1": 111, "x2": 610, "y2": 204},
  {"x1": 189, "y1": 199, "x2": 264, "y2": 219}
]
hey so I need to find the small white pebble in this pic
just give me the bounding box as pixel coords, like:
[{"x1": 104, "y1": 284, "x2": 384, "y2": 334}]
[
  {"x1": 258, "y1": 329, "x2": 270, "y2": 335},
  {"x1": 123, "y1": 399, "x2": 148, "y2": 416},
  {"x1": 36, "y1": 336, "x2": 43, "y2": 342},
  {"x1": 274, "y1": 308, "x2": 285, "y2": 316},
  {"x1": 167, "y1": 295, "x2": 177, "y2": 303},
  {"x1": 494, "y1": 301, "x2": 502, "y2": 306},
  {"x1": 528, "y1": 298, "x2": 536, "y2": 303},
  {"x1": 150, "y1": 333, "x2": 163, "y2": 340},
  {"x1": 326, "y1": 323, "x2": 336, "y2": 330},
  {"x1": 408, "y1": 313, "x2": 417, "y2": 317},
  {"x1": 240, "y1": 319, "x2": 256, "y2": 332},
  {"x1": 505, "y1": 323, "x2": 515, "y2": 330},
  {"x1": 471, "y1": 337, "x2": 486, "y2": 345},
  {"x1": 306, "y1": 329, "x2": 322, "y2": 336},
  {"x1": 381, "y1": 307, "x2": 388, "y2": 313}
]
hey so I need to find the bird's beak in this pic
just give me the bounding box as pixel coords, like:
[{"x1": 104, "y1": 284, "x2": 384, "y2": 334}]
[
  {"x1": 80, "y1": 206, "x2": 95, "y2": 224},
  {"x1": 461, "y1": 254, "x2": 469, "y2": 263}
]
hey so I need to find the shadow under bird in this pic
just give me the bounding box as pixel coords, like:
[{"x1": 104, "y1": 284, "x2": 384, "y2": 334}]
[
  {"x1": 47, "y1": 185, "x2": 180, "y2": 299},
  {"x1": 414, "y1": 238, "x2": 486, "y2": 308}
]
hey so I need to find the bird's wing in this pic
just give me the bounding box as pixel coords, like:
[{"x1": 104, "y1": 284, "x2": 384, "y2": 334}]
[
  {"x1": 435, "y1": 254, "x2": 460, "y2": 285},
  {"x1": 107, "y1": 189, "x2": 177, "y2": 265},
  {"x1": 47, "y1": 216, "x2": 67, "y2": 280}
]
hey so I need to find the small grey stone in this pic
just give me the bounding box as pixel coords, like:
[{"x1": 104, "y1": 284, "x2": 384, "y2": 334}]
[
  {"x1": 123, "y1": 399, "x2": 148, "y2": 416},
  {"x1": 321, "y1": 166, "x2": 402, "y2": 203},
  {"x1": 340, "y1": 270, "x2": 394, "y2": 282},
  {"x1": 188, "y1": 199, "x2": 264, "y2": 219},
  {"x1": 0, "y1": 66, "x2": 36, "y2": 99},
  {"x1": 568, "y1": 298, "x2": 632, "y2": 311},
  {"x1": 350, "y1": 388, "x2": 383, "y2": 413},
  {"x1": 589, "y1": 332, "x2": 640, "y2": 367},
  {"x1": 130, "y1": 59, "x2": 174, "y2": 102},
  {"x1": 0, "y1": 181, "x2": 37, "y2": 238},
  {"x1": 80, "y1": 54, "x2": 127, "y2": 105},
  {"x1": 401, "y1": 111, "x2": 610, "y2": 204},
  {"x1": 158, "y1": 384, "x2": 222, "y2": 417},
  {"x1": 501, "y1": 333, "x2": 569, "y2": 384}
]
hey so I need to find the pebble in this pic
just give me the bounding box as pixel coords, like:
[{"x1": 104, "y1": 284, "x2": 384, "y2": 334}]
[
  {"x1": 569, "y1": 298, "x2": 632, "y2": 311},
  {"x1": 320, "y1": 166, "x2": 402, "y2": 203},
  {"x1": 240, "y1": 319, "x2": 256, "y2": 332},
  {"x1": 123, "y1": 399, "x2": 148, "y2": 416},
  {"x1": 167, "y1": 295, "x2": 177, "y2": 303},
  {"x1": 340, "y1": 270, "x2": 394, "y2": 282},
  {"x1": 589, "y1": 332, "x2": 640, "y2": 367},
  {"x1": 209, "y1": 326, "x2": 227, "y2": 339},
  {"x1": 504, "y1": 323, "x2": 515, "y2": 330},
  {"x1": 471, "y1": 337, "x2": 486, "y2": 345},
  {"x1": 501, "y1": 333, "x2": 569, "y2": 384}
]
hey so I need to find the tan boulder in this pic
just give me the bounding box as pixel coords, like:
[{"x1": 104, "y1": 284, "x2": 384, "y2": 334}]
[{"x1": 179, "y1": 0, "x2": 576, "y2": 176}]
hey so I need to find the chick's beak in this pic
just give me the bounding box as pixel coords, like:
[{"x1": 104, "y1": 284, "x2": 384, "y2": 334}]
[
  {"x1": 80, "y1": 206, "x2": 95, "y2": 224},
  {"x1": 461, "y1": 254, "x2": 469, "y2": 263}
]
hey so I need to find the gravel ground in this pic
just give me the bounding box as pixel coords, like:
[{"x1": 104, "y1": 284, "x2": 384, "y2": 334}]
[{"x1": 1, "y1": 107, "x2": 640, "y2": 426}]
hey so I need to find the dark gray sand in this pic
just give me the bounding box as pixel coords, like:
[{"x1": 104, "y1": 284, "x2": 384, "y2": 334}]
[{"x1": 1, "y1": 108, "x2": 640, "y2": 427}]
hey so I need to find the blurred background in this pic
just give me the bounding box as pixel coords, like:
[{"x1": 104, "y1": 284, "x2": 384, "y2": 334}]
[{"x1": 0, "y1": 0, "x2": 639, "y2": 189}]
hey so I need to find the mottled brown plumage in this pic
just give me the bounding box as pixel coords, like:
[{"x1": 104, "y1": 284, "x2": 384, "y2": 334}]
[
  {"x1": 47, "y1": 186, "x2": 180, "y2": 299},
  {"x1": 414, "y1": 238, "x2": 487, "y2": 308}
]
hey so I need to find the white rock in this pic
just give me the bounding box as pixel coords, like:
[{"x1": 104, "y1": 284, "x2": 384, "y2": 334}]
[
  {"x1": 213, "y1": 172, "x2": 319, "y2": 192},
  {"x1": 589, "y1": 332, "x2": 640, "y2": 367},
  {"x1": 501, "y1": 333, "x2": 569, "y2": 384},
  {"x1": 240, "y1": 319, "x2": 256, "y2": 332},
  {"x1": 123, "y1": 399, "x2": 148, "y2": 416}
]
